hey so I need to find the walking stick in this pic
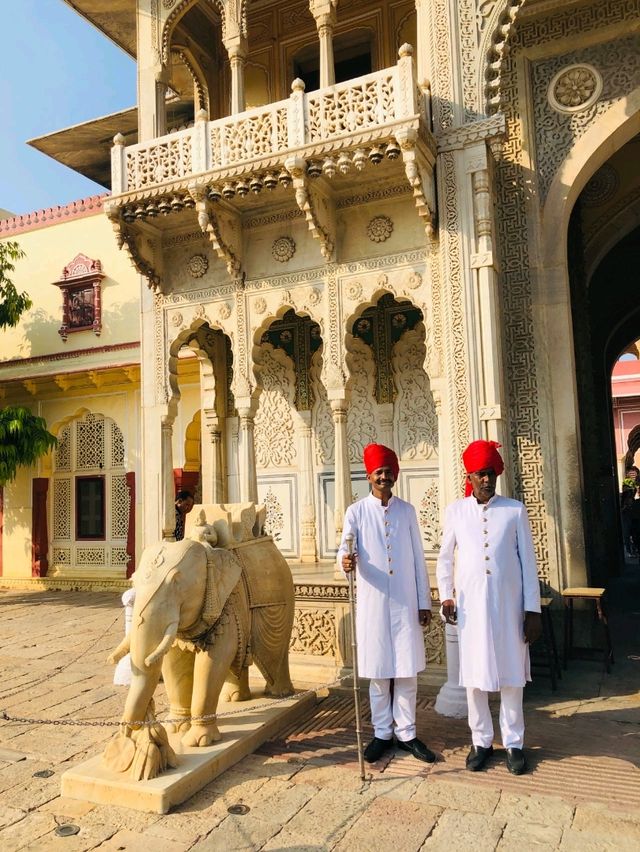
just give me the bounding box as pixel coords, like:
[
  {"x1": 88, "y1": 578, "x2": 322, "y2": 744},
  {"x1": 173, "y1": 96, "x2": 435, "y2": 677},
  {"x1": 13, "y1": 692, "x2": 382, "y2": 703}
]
[{"x1": 345, "y1": 533, "x2": 366, "y2": 781}]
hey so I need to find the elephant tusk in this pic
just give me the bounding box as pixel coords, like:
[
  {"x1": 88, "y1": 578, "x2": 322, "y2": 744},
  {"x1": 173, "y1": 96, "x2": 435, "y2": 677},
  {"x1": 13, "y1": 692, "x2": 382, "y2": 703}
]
[{"x1": 144, "y1": 621, "x2": 179, "y2": 667}]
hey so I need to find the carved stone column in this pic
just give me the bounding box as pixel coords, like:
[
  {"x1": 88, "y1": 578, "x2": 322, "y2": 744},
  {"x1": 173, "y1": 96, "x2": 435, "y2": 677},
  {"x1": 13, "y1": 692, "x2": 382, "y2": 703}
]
[
  {"x1": 161, "y1": 417, "x2": 176, "y2": 541},
  {"x1": 201, "y1": 412, "x2": 224, "y2": 504},
  {"x1": 434, "y1": 624, "x2": 468, "y2": 718},
  {"x1": 237, "y1": 398, "x2": 258, "y2": 503},
  {"x1": 296, "y1": 410, "x2": 318, "y2": 562},
  {"x1": 331, "y1": 395, "x2": 352, "y2": 546},
  {"x1": 135, "y1": 2, "x2": 168, "y2": 140},
  {"x1": 309, "y1": 2, "x2": 337, "y2": 88},
  {"x1": 228, "y1": 40, "x2": 248, "y2": 114},
  {"x1": 467, "y1": 143, "x2": 508, "y2": 467},
  {"x1": 376, "y1": 402, "x2": 394, "y2": 450},
  {"x1": 226, "y1": 416, "x2": 240, "y2": 502}
]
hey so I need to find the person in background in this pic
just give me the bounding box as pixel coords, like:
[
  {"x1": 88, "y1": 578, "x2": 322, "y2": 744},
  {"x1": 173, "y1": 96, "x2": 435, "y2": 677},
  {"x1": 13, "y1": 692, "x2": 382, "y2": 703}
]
[
  {"x1": 174, "y1": 490, "x2": 195, "y2": 541},
  {"x1": 620, "y1": 466, "x2": 640, "y2": 558}
]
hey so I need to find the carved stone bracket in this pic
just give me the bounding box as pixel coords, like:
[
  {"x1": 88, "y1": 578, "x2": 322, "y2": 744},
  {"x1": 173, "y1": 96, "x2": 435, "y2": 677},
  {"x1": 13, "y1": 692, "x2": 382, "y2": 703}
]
[
  {"x1": 189, "y1": 186, "x2": 242, "y2": 278},
  {"x1": 105, "y1": 201, "x2": 162, "y2": 291},
  {"x1": 396, "y1": 129, "x2": 437, "y2": 239},
  {"x1": 436, "y1": 113, "x2": 506, "y2": 153},
  {"x1": 285, "y1": 156, "x2": 335, "y2": 262}
]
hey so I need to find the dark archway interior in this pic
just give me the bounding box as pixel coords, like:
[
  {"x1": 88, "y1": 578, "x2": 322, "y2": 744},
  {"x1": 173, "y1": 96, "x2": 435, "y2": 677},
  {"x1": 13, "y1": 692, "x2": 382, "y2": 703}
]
[{"x1": 570, "y1": 217, "x2": 640, "y2": 586}]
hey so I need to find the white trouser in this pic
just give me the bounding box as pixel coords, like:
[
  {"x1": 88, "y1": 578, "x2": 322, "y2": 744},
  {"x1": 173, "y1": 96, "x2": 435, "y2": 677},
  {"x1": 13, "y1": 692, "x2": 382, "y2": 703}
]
[
  {"x1": 466, "y1": 687, "x2": 525, "y2": 749},
  {"x1": 369, "y1": 676, "x2": 417, "y2": 742}
]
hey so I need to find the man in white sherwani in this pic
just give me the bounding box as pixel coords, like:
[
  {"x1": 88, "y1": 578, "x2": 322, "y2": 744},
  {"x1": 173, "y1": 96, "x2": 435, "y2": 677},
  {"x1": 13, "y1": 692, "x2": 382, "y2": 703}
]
[
  {"x1": 437, "y1": 440, "x2": 542, "y2": 775},
  {"x1": 338, "y1": 443, "x2": 435, "y2": 764}
]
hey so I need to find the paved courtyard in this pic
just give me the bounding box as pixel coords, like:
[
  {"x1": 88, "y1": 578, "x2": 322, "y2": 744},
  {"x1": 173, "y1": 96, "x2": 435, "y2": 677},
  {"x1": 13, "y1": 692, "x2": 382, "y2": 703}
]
[{"x1": 0, "y1": 566, "x2": 638, "y2": 851}]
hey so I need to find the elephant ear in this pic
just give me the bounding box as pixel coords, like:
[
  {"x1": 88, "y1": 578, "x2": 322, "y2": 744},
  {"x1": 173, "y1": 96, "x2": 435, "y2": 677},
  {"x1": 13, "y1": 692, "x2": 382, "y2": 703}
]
[
  {"x1": 201, "y1": 547, "x2": 243, "y2": 625},
  {"x1": 134, "y1": 540, "x2": 202, "y2": 617}
]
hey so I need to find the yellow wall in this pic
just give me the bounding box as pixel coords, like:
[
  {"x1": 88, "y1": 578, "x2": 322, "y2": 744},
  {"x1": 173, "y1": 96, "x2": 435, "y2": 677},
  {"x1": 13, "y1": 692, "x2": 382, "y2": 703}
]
[
  {"x1": 0, "y1": 209, "x2": 143, "y2": 582},
  {"x1": 1, "y1": 212, "x2": 140, "y2": 362}
]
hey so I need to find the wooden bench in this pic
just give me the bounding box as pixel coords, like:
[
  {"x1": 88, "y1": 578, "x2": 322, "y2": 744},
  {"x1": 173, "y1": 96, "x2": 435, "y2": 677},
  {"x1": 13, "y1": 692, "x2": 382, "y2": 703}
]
[{"x1": 562, "y1": 587, "x2": 614, "y2": 673}]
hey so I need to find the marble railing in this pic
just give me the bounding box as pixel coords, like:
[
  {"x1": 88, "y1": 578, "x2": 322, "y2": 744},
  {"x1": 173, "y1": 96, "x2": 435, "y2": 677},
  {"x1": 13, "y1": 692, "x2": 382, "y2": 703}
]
[{"x1": 111, "y1": 45, "x2": 429, "y2": 197}]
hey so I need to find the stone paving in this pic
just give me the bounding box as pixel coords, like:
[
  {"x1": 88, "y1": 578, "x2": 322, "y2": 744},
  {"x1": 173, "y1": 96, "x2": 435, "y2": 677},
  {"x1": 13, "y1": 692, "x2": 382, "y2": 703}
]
[{"x1": 0, "y1": 574, "x2": 638, "y2": 851}]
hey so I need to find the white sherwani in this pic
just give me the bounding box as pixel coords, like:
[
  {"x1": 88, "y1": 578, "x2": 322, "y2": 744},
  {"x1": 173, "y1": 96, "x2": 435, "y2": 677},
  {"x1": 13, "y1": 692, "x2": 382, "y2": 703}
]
[
  {"x1": 436, "y1": 495, "x2": 541, "y2": 692},
  {"x1": 337, "y1": 494, "x2": 430, "y2": 679}
]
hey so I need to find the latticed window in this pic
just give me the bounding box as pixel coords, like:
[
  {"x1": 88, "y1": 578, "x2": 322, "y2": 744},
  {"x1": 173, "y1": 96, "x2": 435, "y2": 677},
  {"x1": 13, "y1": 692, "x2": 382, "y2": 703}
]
[
  {"x1": 51, "y1": 412, "x2": 129, "y2": 574},
  {"x1": 52, "y1": 253, "x2": 104, "y2": 340}
]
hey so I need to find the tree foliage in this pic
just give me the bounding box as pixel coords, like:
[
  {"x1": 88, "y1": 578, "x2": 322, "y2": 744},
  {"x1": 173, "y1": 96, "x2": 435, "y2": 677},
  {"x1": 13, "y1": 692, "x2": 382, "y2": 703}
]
[
  {"x1": 0, "y1": 240, "x2": 56, "y2": 484},
  {"x1": 0, "y1": 407, "x2": 57, "y2": 486},
  {"x1": 0, "y1": 241, "x2": 32, "y2": 330}
]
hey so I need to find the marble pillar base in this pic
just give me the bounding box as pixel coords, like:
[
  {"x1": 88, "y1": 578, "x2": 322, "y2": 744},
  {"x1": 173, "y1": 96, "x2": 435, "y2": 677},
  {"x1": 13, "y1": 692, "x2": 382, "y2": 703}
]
[
  {"x1": 61, "y1": 691, "x2": 316, "y2": 814},
  {"x1": 434, "y1": 682, "x2": 468, "y2": 718}
]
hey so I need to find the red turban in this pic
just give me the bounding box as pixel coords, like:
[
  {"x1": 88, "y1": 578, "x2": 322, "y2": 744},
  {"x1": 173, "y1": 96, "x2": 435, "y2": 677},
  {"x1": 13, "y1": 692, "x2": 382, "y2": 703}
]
[
  {"x1": 363, "y1": 443, "x2": 400, "y2": 480},
  {"x1": 462, "y1": 440, "x2": 504, "y2": 496}
]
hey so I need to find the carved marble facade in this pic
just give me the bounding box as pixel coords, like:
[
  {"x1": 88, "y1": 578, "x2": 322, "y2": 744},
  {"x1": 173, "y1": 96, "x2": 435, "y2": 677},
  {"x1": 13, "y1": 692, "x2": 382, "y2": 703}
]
[{"x1": 4, "y1": 0, "x2": 640, "y2": 684}]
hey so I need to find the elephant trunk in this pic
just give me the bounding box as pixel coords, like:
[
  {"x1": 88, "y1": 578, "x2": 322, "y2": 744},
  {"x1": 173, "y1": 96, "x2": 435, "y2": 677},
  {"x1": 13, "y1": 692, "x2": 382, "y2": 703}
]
[{"x1": 121, "y1": 616, "x2": 179, "y2": 727}]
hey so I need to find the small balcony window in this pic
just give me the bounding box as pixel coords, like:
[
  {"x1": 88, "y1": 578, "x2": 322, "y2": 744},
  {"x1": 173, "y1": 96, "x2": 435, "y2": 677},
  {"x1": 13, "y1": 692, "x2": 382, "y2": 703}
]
[
  {"x1": 76, "y1": 475, "x2": 105, "y2": 540},
  {"x1": 53, "y1": 253, "x2": 104, "y2": 341},
  {"x1": 293, "y1": 31, "x2": 373, "y2": 92}
]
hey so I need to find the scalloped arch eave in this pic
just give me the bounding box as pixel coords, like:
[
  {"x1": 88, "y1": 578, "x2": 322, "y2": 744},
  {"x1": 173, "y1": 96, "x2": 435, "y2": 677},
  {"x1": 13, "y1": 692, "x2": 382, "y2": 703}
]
[{"x1": 482, "y1": 0, "x2": 529, "y2": 115}]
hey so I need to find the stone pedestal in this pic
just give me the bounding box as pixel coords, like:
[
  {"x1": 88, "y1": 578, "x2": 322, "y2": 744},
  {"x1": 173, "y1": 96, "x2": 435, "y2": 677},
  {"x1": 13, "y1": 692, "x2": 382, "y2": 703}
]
[
  {"x1": 62, "y1": 692, "x2": 316, "y2": 814},
  {"x1": 434, "y1": 623, "x2": 467, "y2": 718}
]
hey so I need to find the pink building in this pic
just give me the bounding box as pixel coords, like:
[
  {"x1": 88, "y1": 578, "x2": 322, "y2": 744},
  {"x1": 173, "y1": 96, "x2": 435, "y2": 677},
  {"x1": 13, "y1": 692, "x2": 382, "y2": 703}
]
[{"x1": 611, "y1": 347, "x2": 640, "y2": 482}]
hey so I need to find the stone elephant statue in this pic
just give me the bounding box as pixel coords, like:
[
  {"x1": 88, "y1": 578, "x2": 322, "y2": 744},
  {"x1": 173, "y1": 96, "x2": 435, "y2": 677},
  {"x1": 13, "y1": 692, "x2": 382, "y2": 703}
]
[{"x1": 104, "y1": 504, "x2": 295, "y2": 780}]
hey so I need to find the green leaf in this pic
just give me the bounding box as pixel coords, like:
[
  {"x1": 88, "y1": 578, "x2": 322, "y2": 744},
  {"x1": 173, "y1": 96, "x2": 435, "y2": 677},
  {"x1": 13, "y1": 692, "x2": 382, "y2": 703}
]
[
  {"x1": 0, "y1": 241, "x2": 31, "y2": 330},
  {"x1": 0, "y1": 407, "x2": 57, "y2": 486}
]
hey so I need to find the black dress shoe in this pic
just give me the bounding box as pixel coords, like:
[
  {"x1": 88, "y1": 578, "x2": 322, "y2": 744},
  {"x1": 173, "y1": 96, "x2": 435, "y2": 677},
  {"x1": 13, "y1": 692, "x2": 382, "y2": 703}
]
[
  {"x1": 396, "y1": 737, "x2": 436, "y2": 763},
  {"x1": 506, "y1": 747, "x2": 527, "y2": 775},
  {"x1": 363, "y1": 737, "x2": 393, "y2": 763},
  {"x1": 465, "y1": 744, "x2": 493, "y2": 771}
]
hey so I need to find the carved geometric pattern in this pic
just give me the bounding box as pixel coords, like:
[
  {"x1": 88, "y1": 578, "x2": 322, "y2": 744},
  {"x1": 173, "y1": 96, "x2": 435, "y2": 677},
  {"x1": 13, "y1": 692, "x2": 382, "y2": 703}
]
[
  {"x1": 210, "y1": 106, "x2": 288, "y2": 168},
  {"x1": 290, "y1": 608, "x2": 336, "y2": 657},
  {"x1": 431, "y1": 0, "x2": 455, "y2": 131},
  {"x1": 75, "y1": 547, "x2": 107, "y2": 566},
  {"x1": 110, "y1": 421, "x2": 125, "y2": 468},
  {"x1": 532, "y1": 33, "x2": 640, "y2": 200},
  {"x1": 306, "y1": 74, "x2": 395, "y2": 141},
  {"x1": 581, "y1": 163, "x2": 620, "y2": 207},
  {"x1": 441, "y1": 152, "x2": 470, "y2": 486},
  {"x1": 254, "y1": 346, "x2": 297, "y2": 468},
  {"x1": 111, "y1": 548, "x2": 129, "y2": 566},
  {"x1": 52, "y1": 547, "x2": 71, "y2": 565},
  {"x1": 548, "y1": 64, "x2": 603, "y2": 114},
  {"x1": 419, "y1": 480, "x2": 441, "y2": 553},
  {"x1": 392, "y1": 326, "x2": 438, "y2": 460},
  {"x1": 76, "y1": 413, "x2": 105, "y2": 471},
  {"x1": 497, "y1": 4, "x2": 640, "y2": 579},
  {"x1": 111, "y1": 475, "x2": 129, "y2": 540},
  {"x1": 424, "y1": 614, "x2": 445, "y2": 665},
  {"x1": 187, "y1": 254, "x2": 209, "y2": 278},
  {"x1": 53, "y1": 478, "x2": 71, "y2": 540},
  {"x1": 346, "y1": 338, "x2": 378, "y2": 464},
  {"x1": 311, "y1": 349, "x2": 334, "y2": 466},
  {"x1": 272, "y1": 236, "x2": 296, "y2": 262},
  {"x1": 263, "y1": 487, "x2": 284, "y2": 542},
  {"x1": 459, "y1": 0, "x2": 479, "y2": 121},
  {"x1": 126, "y1": 132, "x2": 193, "y2": 188},
  {"x1": 367, "y1": 216, "x2": 393, "y2": 243},
  {"x1": 55, "y1": 426, "x2": 71, "y2": 472}
]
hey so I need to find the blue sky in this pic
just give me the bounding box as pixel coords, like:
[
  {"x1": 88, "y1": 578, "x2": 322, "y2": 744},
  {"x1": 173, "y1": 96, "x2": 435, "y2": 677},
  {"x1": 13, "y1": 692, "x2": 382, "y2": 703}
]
[{"x1": 1, "y1": 0, "x2": 136, "y2": 216}]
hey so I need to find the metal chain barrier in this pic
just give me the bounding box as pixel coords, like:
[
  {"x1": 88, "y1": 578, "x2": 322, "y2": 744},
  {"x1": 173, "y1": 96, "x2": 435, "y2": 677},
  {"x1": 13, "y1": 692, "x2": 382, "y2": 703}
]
[{"x1": 0, "y1": 672, "x2": 355, "y2": 728}]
